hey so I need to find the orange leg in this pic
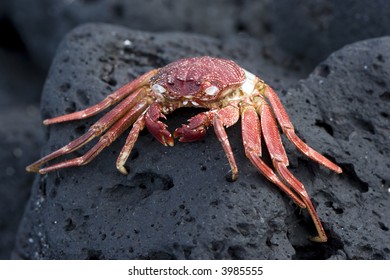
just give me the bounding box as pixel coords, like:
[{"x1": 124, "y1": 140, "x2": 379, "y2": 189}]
[
  {"x1": 26, "y1": 88, "x2": 147, "y2": 173},
  {"x1": 44, "y1": 69, "x2": 158, "y2": 125},
  {"x1": 259, "y1": 101, "x2": 327, "y2": 242},
  {"x1": 241, "y1": 105, "x2": 306, "y2": 208},
  {"x1": 212, "y1": 105, "x2": 241, "y2": 181},
  {"x1": 116, "y1": 113, "x2": 146, "y2": 174},
  {"x1": 37, "y1": 100, "x2": 149, "y2": 174},
  {"x1": 264, "y1": 85, "x2": 342, "y2": 174}
]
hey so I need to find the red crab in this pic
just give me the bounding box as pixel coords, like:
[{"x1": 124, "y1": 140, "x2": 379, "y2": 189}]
[{"x1": 27, "y1": 56, "x2": 342, "y2": 242}]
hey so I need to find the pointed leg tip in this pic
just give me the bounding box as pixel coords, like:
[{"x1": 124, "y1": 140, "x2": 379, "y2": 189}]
[
  {"x1": 309, "y1": 235, "x2": 328, "y2": 243},
  {"x1": 173, "y1": 129, "x2": 181, "y2": 139},
  {"x1": 117, "y1": 165, "x2": 129, "y2": 175},
  {"x1": 328, "y1": 164, "x2": 342, "y2": 174},
  {"x1": 43, "y1": 117, "x2": 58, "y2": 125},
  {"x1": 225, "y1": 171, "x2": 238, "y2": 182},
  {"x1": 25, "y1": 166, "x2": 33, "y2": 173},
  {"x1": 160, "y1": 135, "x2": 174, "y2": 147},
  {"x1": 26, "y1": 165, "x2": 39, "y2": 173},
  {"x1": 38, "y1": 169, "x2": 48, "y2": 175},
  {"x1": 166, "y1": 138, "x2": 175, "y2": 147}
]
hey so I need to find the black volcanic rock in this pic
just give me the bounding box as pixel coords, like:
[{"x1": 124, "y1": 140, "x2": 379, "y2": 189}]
[
  {"x1": 270, "y1": 0, "x2": 390, "y2": 66},
  {"x1": 0, "y1": 107, "x2": 43, "y2": 259},
  {"x1": 8, "y1": 0, "x2": 269, "y2": 69},
  {"x1": 8, "y1": 0, "x2": 390, "y2": 70},
  {"x1": 277, "y1": 37, "x2": 390, "y2": 259},
  {"x1": 13, "y1": 24, "x2": 390, "y2": 259},
  {"x1": 0, "y1": 42, "x2": 45, "y2": 259}
]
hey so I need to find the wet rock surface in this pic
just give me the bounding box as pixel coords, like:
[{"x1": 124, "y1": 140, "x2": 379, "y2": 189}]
[{"x1": 12, "y1": 24, "x2": 390, "y2": 259}]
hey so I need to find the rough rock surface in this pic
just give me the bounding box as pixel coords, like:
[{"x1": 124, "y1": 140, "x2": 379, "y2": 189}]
[
  {"x1": 13, "y1": 24, "x2": 390, "y2": 259},
  {"x1": 278, "y1": 38, "x2": 390, "y2": 259}
]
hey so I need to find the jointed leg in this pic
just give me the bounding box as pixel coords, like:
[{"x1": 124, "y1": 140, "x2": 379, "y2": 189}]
[
  {"x1": 174, "y1": 104, "x2": 240, "y2": 181},
  {"x1": 38, "y1": 100, "x2": 149, "y2": 174},
  {"x1": 264, "y1": 85, "x2": 342, "y2": 174},
  {"x1": 44, "y1": 69, "x2": 158, "y2": 125},
  {"x1": 275, "y1": 162, "x2": 327, "y2": 242},
  {"x1": 26, "y1": 88, "x2": 147, "y2": 172},
  {"x1": 241, "y1": 105, "x2": 306, "y2": 208},
  {"x1": 212, "y1": 105, "x2": 240, "y2": 181},
  {"x1": 259, "y1": 102, "x2": 327, "y2": 242},
  {"x1": 116, "y1": 113, "x2": 146, "y2": 175}
]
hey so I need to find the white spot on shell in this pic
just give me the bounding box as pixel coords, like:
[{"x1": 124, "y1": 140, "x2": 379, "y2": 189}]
[
  {"x1": 183, "y1": 100, "x2": 189, "y2": 106},
  {"x1": 241, "y1": 69, "x2": 256, "y2": 95},
  {"x1": 205, "y1": 85, "x2": 219, "y2": 96},
  {"x1": 151, "y1": 84, "x2": 166, "y2": 94},
  {"x1": 191, "y1": 101, "x2": 199, "y2": 106}
]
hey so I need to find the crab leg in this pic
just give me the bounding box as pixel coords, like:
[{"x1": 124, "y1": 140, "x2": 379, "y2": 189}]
[
  {"x1": 241, "y1": 105, "x2": 306, "y2": 208},
  {"x1": 212, "y1": 105, "x2": 241, "y2": 181},
  {"x1": 26, "y1": 88, "x2": 147, "y2": 172},
  {"x1": 259, "y1": 102, "x2": 327, "y2": 242},
  {"x1": 116, "y1": 113, "x2": 146, "y2": 175},
  {"x1": 37, "y1": 99, "x2": 149, "y2": 174},
  {"x1": 264, "y1": 85, "x2": 342, "y2": 174},
  {"x1": 174, "y1": 104, "x2": 240, "y2": 181},
  {"x1": 44, "y1": 69, "x2": 158, "y2": 125}
]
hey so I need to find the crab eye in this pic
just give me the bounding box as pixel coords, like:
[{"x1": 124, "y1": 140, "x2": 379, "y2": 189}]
[
  {"x1": 204, "y1": 85, "x2": 219, "y2": 96},
  {"x1": 151, "y1": 84, "x2": 166, "y2": 94}
]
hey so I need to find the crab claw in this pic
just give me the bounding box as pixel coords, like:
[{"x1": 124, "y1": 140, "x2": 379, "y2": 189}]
[
  {"x1": 145, "y1": 103, "x2": 174, "y2": 146},
  {"x1": 174, "y1": 113, "x2": 211, "y2": 142},
  {"x1": 174, "y1": 125, "x2": 207, "y2": 142}
]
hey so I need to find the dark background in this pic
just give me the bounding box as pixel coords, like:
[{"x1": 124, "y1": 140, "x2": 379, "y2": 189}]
[{"x1": 1, "y1": 0, "x2": 389, "y2": 259}]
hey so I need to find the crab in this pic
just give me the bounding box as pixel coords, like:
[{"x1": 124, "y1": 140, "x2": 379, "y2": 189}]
[{"x1": 27, "y1": 56, "x2": 342, "y2": 242}]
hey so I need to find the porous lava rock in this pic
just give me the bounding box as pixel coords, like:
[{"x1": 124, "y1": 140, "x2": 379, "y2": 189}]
[{"x1": 13, "y1": 24, "x2": 390, "y2": 259}]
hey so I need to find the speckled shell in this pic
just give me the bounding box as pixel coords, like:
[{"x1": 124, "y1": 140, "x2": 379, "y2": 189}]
[{"x1": 150, "y1": 56, "x2": 245, "y2": 99}]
